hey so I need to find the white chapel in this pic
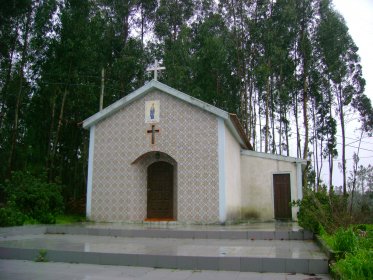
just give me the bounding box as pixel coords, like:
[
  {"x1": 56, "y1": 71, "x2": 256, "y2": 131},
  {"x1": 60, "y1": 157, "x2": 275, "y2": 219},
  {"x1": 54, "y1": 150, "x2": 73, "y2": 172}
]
[{"x1": 83, "y1": 77, "x2": 306, "y2": 223}]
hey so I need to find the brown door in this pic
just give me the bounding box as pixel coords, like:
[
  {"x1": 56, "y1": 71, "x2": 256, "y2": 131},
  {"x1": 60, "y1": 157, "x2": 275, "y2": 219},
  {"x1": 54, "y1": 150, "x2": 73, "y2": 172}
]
[
  {"x1": 273, "y1": 174, "x2": 292, "y2": 220},
  {"x1": 147, "y1": 161, "x2": 173, "y2": 219}
]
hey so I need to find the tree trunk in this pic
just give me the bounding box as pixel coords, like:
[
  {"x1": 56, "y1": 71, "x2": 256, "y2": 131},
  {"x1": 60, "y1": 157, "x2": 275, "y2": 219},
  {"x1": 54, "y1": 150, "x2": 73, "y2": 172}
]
[
  {"x1": 270, "y1": 76, "x2": 276, "y2": 154},
  {"x1": 248, "y1": 43, "x2": 254, "y2": 140},
  {"x1": 279, "y1": 110, "x2": 283, "y2": 156},
  {"x1": 349, "y1": 130, "x2": 363, "y2": 214},
  {"x1": 0, "y1": 25, "x2": 18, "y2": 131},
  {"x1": 337, "y1": 87, "x2": 347, "y2": 195},
  {"x1": 294, "y1": 92, "x2": 301, "y2": 158},
  {"x1": 248, "y1": 75, "x2": 254, "y2": 140},
  {"x1": 49, "y1": 86, "x2": 68, "y2": 181},
  {"x1": 312, "y1": 99, "x2": 319, "y2": 191},
  {"x1": 7, "y1": 7, "x2": 32, "y2": 174},
  {"x1": 301, "y1": 57, "x2": 309, "y2": 187},
  {"x1": 252, "y1": 88, "x2": 257, "y2": 150},
  {"x1": 329, "y1": 151, "x2": 333, "y2": 190},
  {"x1": 328, "y1": 105, "x2": 334, "y2": 189},
  {"x1": 302, "y1": 73, "x2": 309, "y2": 160},
  {"x1": 141, "y1": 7, "x2": 145, "y2": 49},
  {"x1": 265, "y1": 79, "x2": 270, "y2": 153},
  {"x1": 259, "y1": 91, "x2": 263, "y2": 152},
  {"x1": 285, "y1": 111, "x2": 290, "y2": 156},
  {"x1": 46, "y1": 92, "x2": 57, "y2": 167}
]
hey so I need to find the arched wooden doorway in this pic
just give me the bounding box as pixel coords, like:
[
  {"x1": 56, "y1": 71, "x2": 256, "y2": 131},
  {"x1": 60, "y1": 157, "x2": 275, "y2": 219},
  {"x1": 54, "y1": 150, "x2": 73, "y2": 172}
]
[{"x1": 147, "y1": 161, "x2": 174, "y2": 219}]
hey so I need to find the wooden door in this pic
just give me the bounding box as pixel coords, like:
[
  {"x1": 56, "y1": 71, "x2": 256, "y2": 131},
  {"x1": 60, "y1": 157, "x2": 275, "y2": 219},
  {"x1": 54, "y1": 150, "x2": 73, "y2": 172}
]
[
  {"x1": 147, "y1": 161, "x2": 173, "y2": 219},
  {"x1": 273, "y1": 174, "x2": 292, "y2": 220}
]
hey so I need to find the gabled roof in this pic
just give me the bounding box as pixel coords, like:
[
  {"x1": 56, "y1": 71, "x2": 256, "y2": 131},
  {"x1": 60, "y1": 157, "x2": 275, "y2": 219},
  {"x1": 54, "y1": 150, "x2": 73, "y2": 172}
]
[{"x1": 83, "y1": 80, "x2": 253, "y2": 150}]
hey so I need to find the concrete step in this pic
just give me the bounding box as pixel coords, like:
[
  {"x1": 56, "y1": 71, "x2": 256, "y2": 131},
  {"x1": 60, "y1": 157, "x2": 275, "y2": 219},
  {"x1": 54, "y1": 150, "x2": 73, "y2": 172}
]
[
  {"x1": 0, "y1": 233, "x2": 328, "y2": 274},
  {"x1": 45, "y1": 223, "x2": 314, "y2": 240}
]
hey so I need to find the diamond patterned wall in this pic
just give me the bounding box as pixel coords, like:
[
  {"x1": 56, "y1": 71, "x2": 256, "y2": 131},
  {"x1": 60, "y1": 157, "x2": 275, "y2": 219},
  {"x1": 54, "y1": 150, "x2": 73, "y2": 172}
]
[{"x1": 91, "y1": 90, "x2": 219, "y2": 223}]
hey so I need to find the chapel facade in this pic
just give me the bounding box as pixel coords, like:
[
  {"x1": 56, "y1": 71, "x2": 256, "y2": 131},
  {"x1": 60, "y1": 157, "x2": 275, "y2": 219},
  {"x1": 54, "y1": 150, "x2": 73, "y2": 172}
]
[{"x1": 83, "y1": 80, "x2": 306, "y2": 223}]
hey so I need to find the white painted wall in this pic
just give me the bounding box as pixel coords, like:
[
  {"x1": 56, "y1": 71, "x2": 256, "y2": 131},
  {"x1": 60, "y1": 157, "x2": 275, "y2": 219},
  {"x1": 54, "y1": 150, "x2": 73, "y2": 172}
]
[
  {"x1": 240, "y1": 152, "x2": 301, "y2": 220},
  {"x1": 224, "y1": 125, "x2": 242, "y2": 221},
  {"x1": 218, "y1": 118, "x2": 226, "y2": 223},
  {"x1": 86, "y1": 125, "x2": 95, "y2": 219}
]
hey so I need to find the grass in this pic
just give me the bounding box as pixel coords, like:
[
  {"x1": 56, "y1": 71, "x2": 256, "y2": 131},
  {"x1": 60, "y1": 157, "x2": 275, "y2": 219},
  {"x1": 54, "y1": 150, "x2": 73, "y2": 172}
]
[
  {"x1": 55, "y1": 214, "x2": 86, "y2": 224},
  {"x1": 320, "y1": 224, "x2": 373, "y2": 279},
  {"x1": 332, "y1": 249, "x2": 373, "y2": 280},
  {"x1": 35, "y1": 249, "x2": 48, "y2": 262}
]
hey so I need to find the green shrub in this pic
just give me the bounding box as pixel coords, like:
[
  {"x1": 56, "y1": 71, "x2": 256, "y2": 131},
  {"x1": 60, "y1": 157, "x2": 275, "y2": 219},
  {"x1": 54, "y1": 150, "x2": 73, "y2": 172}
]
[
  {"x1": 292, "y1": 188, "x2": 331, "y2": 233},
  {"x1": 332, "y1": 249, "x2": 373, "y2": 280},
  {"x1": 292, "y1": 187, "x2": 350, "y2": 234},
  {"x1": 0, "y1": 171, "x2": 64, "y2": 226},
  {"x1": 0, "y1": 202, "x2": 26, "y2": 226}
]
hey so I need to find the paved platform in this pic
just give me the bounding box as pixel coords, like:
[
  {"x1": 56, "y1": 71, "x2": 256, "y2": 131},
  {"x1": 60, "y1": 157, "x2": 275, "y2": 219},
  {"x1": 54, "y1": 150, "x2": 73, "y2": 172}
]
[
  {"x1": 0, "y1": 223, "x2": 328, "y2": 274},
  {"x1": 0, "y1": 259, "x2": 331, "y2": 280}
]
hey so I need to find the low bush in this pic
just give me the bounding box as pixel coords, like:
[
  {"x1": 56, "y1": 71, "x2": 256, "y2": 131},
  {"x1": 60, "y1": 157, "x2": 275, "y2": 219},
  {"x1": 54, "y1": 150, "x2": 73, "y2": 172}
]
[
  {"x1": 0, "y1": 171, "x2": 64, "y2": 226},
  {"x1": 0, "y1": 201, "x2": 25, "y2": 226},
  {"x1": 294, "y1": 189, "x2": 373, "y2": 279},
  {"x1": 292, "y1": 187, "x2": 350, "y2": 234},
  {"x1": 332, "y1": 249, "x2": 373, "y2": 280}
]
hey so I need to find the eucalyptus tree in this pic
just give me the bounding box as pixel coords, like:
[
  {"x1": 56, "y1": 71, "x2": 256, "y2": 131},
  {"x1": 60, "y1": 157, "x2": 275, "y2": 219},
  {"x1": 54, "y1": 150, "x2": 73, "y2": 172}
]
[
  {"x1": 27, "y1": 0, "x2": 97, "y2": 183},
  {"x1": 16, "y1": 0, "x2": 155, "y2": 205},
  {"x1": 153, "y1": 0, "x2": 197, "y2": 92},
  {"x1": 161, "y1": 25, "x2": 194, "y2": 92},
  {"x1": 269, "y1": 0, "x2": 299, "y2": 155},
  {"x1": 136, "y1": 0, "x2": 158, "y2": 48},
  {"x1": 0, "y1": 0, "x2": 32, "y2": 120},
  {"x1": 0, "y1": 0, "x2": 34, "y2": 179},
  {"x1": 317, "y1": 0, "x2": 365, "y2": 195},
  {"x1": 352, "y1": 93, "x2": 373, "y2": 135},
  {"x1": 309, "y1": 65, "x2": 338, "y2": 190},
  {"x1": 155, "y1": 0, "x2": 195, "y2": 43},
  {"x1": 295, "y1": 0, "x2": 318, "y2": 162},
  {"x1": 191, "y1": 14, "x2": 240, "y2": 112},
  {"x1": 95, "y1": 0, "x2": 153, "y2": 93},
  {"x1": 218, "y1": 0, "x2": 252, "y2": 133}
]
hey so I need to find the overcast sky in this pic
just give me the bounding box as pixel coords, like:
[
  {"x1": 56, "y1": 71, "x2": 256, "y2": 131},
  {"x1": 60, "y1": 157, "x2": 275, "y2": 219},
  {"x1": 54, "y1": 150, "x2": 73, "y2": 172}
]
[{"x1": 333, "y1": 0, "x2": 373, "y2": 101}]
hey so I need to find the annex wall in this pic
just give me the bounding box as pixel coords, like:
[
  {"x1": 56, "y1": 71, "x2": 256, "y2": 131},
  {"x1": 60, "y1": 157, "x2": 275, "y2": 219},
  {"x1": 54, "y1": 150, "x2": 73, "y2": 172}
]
[
  {"x1": 224, "y1": 125, "x2": 242, "y2": 220},
  {"x1": 90, "y1": 90, "x2": 219, "y2": 223},
  {"x1": 240, "y1": 152, "x2": 300, "y2": 220}
]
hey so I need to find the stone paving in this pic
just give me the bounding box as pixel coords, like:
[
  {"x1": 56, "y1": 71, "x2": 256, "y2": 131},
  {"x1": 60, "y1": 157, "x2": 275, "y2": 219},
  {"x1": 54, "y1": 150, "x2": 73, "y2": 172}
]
[
  {"x1": 0, "y1": 222, "x2": 329, "y2": 276},
  {"x1": 44, "y1": 222, "x2": 313, "y2": 240},
  {"x1": 0, "y1": 234, "x2": 323, "y2": 258},
  {"x1": 0, "y1": 259, "x2": 331, "y2": 280}
]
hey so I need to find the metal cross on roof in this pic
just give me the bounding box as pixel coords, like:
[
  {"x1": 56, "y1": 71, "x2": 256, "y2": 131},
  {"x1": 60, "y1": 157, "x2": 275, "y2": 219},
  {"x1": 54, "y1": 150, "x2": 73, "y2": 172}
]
[{"x1": 146, "y1": 59, "x2": 165, "y2": 81}]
